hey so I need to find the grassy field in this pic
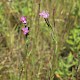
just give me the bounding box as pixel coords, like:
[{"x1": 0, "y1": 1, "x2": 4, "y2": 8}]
[{"x1": 0, "y1": 0, "x2": 80, "y2": 80}]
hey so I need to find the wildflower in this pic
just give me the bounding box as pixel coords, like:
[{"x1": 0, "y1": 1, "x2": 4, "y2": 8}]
[
  {"x1": 20, "y1": 16, "x2": 27, "y2": 24},
  {"x1": 39, "y1": 11, "x2": 49, "y2": 18},
  {"x1": 22, "y1": 27, "x2": 29, "y2": 35}
]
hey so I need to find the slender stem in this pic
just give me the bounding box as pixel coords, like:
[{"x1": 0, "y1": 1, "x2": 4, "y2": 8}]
[
  {"x1": 44, "y1": 18, "x2": 55, "y2": 41},
  {"x1": 44, "y1": 18, "x2": 53, "y2": 30},
  {"x1": 44, "y1": 13, "x2": 58, "y2": 79}
]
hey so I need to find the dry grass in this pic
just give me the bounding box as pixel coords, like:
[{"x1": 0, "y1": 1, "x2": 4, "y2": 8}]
[{"x1": 0, "y1": 0, "x2": 80, "y2": 80}]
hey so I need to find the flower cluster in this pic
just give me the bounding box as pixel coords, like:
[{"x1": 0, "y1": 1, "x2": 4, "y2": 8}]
[
  {"x1": 39, "y1": 10, "x2": 51, "y2": 28},
  {"x1": 20, "y1": 11, "x2": 49, "y2": 35},
  {"x1": 20, "y1": 16, "x2": 29, "y2": 35},
  {"x1": 39, "y1": 11, "x2": 49, "y2": 18},
  {"x1": 20, "y1": 16, "x2": 27, "y2": 24},
  {"x1": 22, "y1": 27, "x2": 29, "y2": 35}
]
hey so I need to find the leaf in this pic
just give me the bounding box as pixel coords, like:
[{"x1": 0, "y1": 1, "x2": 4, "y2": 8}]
[
  {"x1": 55, "y1": 69, "x2": 64, "y2": 76},
  {"x1": 67, "y1": 52, "x2": 73, "y2": 63},
  {"x1": 66, "y1": 39, "x2": 74, "y2": 45}
]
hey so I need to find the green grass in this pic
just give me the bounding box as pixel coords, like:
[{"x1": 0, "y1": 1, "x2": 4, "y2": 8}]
[{"x1": 0, "y1": 0, "x2": 80, "y2": 80}]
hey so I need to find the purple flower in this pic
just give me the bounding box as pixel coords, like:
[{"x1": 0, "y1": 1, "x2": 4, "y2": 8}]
[
  {"x1": 20, "y1": 16, "x2": 27, "y2": 24},
  {"x1": 22, "y1": 27, "x2": 29, "y2": 35},
  {"x1": 39, "y1": 11, "x2": 49, "y2": 18}
]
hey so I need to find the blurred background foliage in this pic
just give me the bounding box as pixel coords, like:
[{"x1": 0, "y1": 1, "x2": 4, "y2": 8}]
[{"x1": 0, "y1": 0, "x2": 80, "y2": 80}]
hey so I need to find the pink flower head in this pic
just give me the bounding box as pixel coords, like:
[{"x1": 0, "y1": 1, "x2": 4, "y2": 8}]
[
  {"x1": 22, "y1": 27, "x2": 29, "y2": 35},
  {"x1": 20, "y1": 16, "x2": 27, "y2": 24},
  {"x1": 39, "y1": 11, "x2": 49, "y2": 18}
]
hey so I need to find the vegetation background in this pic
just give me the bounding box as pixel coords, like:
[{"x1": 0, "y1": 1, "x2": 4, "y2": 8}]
[{"x1": 0, "y1": 0, "x2": 80, "y2": 80}]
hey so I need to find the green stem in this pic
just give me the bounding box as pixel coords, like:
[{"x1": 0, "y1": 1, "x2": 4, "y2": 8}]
[{"x1": 44, "y1": 16, "x2": 58, "y2": 80}]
